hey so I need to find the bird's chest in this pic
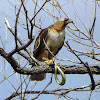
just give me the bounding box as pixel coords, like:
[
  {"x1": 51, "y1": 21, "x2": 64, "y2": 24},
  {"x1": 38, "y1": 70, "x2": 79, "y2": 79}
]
[{"x1": 46, "y1": 30, "x2": 65, "y2": 48}]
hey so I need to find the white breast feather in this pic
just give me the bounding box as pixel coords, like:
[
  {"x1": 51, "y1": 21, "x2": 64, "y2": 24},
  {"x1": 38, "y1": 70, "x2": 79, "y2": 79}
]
[{"x1": 47, "y1": 30, "x2": 65, "y2": 47}]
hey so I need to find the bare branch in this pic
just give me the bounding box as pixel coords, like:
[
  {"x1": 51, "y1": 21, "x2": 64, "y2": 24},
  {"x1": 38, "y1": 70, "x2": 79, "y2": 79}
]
[
  {"x1": 5, "y1": 17, "x2": 37, "y2": 64},
  {"x1": 5, "y1": 80, "x2": 100, "y2": 100},
  {"x1": 7, "y1": 37, "x2": 34, "y2": 57},
  {"x1": 31, "y1": 0, "x2": 51, "y2": 22},
  {"x1": 66, "y1": 41, "x2": 95, "y2": 90},
  {"x1": 0, "y1": 48, "x2": 100, "y2": 75},
  {"x1": 15, "y1": 3, "x2": 22, "y2": 49},
  {"x1": 1, "y1": 1, "x2": 100, "y2": 100}
]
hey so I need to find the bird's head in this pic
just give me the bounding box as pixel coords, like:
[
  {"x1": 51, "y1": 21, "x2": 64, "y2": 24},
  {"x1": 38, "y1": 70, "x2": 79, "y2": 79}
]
[
  {"x1": 51, "y1": 18, "x2": 73, "y2": 31},
  {"x1": 58, "y1": 18, "x2": 73, "y2": 26}
]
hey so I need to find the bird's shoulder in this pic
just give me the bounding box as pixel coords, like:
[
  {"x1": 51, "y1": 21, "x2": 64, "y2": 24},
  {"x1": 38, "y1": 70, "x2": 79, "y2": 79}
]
[{"x1": 33, "y1": 28, "x2": 48, "y2": 58}]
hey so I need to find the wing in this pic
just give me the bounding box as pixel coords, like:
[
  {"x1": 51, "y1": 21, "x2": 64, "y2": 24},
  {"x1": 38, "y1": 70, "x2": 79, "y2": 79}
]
[{"x1": 33, "y1": 28, "x2": 48, "y2": 58}]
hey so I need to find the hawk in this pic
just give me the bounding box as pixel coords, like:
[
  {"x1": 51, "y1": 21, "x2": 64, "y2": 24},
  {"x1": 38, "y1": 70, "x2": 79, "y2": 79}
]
[{"x1": 30, "y1": 18, "x2": 72, "y2": 81}]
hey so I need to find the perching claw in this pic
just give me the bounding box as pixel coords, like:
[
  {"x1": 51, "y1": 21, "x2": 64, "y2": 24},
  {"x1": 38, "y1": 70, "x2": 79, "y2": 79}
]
[{"x1": 54, "y1": 62, "x2": 66, "y2": 85}]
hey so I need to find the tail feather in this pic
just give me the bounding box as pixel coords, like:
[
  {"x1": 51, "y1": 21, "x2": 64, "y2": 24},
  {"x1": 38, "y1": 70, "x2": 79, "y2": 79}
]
[{"x1": 30, "y1": 73, "x2": 46, "y2": 81}]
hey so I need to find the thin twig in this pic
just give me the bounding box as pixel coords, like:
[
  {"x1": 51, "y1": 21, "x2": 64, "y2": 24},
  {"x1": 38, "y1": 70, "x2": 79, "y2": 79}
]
[
  {"x1": 7, "y1": 37, "x2": 34, "y2": 57},
  {"x1": 15, "y1": 3, "x2": 22, "y2": 49},
  {"x1": 5, "y1": 17, "x2": 38, "y2": 64},
  {"x1": 31, "y1": 0, "x2": 51, "y2": 22},
  {"x1": 66, "y1": 41, "x2": 95, "y2": 90},
  {"x1": 5, "y1": 80, "x2": 100, "y2": 100},
  {"x1": 32, "y1": 74, "x2": 53, "y2": 100}
]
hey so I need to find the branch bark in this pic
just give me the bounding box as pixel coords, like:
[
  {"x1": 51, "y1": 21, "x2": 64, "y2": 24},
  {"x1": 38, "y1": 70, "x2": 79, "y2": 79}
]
[{"x1": 0, "y1": 47, "x2": 100, "y2": 75}]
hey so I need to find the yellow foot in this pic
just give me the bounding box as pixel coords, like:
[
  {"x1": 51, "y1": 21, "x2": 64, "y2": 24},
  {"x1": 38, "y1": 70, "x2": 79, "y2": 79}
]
[{"x1": 45, "y1": 59, "x2": 54, "y2": 64}]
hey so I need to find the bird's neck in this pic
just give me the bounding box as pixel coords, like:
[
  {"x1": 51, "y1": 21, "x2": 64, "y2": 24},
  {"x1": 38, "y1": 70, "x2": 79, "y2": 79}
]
[{"x1": 49, "y1": 21, "x2": 66, "y2": 32}]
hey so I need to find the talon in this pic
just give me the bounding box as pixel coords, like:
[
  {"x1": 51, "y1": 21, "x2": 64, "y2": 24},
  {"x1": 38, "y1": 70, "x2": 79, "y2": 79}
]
[{"x1": 45, "y1": 59, "x2": 54, "y2": 64}]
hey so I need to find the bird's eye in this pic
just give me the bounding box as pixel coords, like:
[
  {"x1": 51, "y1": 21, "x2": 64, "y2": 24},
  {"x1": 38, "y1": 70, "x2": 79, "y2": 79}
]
[{"x1": 64, "y1": 19, "x2": 69, "y2": 21}]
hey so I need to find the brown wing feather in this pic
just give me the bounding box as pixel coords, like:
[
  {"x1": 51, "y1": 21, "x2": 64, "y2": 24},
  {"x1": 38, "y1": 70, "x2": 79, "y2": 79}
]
[{"x1": 33, "y1": 28, "x2": 48, "y2": 58}]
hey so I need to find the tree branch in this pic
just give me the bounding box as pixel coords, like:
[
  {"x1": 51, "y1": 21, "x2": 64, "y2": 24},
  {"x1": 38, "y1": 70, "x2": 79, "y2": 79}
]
[
  {"x1": 30, "y1": 0, "x2": 51, "y2": 22},
  {"x1": 66, "y1": 41, "x2": 95, "y2": 90},
  {"x1": 0, "y1": 47, "x2": 100, "y2": 75},
  {"x1": 15, "y1": 2, "x2": 22, "y2": 49},
  {"x1": 5, "y1": 80, "x2": 100, "y2": 100},
  {"x1": 5, "y1": 17, "x2": 38, "y2": 64},
  {"x1": 7, "y1": 37, "x2": 34, "y2": 57}
]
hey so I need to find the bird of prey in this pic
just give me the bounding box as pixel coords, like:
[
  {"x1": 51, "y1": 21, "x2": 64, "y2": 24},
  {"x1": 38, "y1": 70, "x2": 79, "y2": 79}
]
[{"x1": 30, "y1": 18, "x2": 72, "y2": 81}]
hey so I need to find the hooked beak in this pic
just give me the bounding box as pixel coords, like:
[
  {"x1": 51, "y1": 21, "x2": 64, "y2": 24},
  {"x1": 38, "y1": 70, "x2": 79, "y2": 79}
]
[{"x1": 67, "y1": 19, "x2": 73, "y2": 23}]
